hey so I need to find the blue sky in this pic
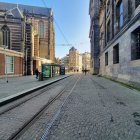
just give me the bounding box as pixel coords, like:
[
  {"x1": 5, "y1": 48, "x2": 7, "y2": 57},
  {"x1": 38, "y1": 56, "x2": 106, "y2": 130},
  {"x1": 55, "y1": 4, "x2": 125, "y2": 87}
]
[{"x1": 0, "y1": 0, "x2": 90, "y2": 58}]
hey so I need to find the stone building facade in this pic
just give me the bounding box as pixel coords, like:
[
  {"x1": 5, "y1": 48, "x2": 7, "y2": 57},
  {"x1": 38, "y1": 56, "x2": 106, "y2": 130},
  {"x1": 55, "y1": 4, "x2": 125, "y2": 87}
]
[
  {"x1": 69, "y1": 47, "x2": 80, "y2": 72},
  {"x1": 0, "y1": 2, "x2": 55, "y2": 76},
  {"x1": 82, "y1": 52, "x2": 91, "y2": 71},
  {"x1": 79, "y1": 54, "x2": 83, "y2": 72},
  {"x1": 61, "y1": 54, "x2": 69, "y2": 72},
  {"x1": 89, "y1": 0, "x2": 140, "y2": 85},
  {"x1": 62, "y1": 51, "x2": 91, "y2": 73},
  {"x1": 89, "y1": 0, "x2": 100, "y2": 74}
]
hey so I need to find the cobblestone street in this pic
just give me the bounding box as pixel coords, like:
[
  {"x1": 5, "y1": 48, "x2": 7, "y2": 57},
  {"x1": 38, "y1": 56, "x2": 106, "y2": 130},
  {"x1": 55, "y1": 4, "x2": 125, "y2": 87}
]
[{"x1": 45, "y1": 74, "x2": 140, "y2": 140}]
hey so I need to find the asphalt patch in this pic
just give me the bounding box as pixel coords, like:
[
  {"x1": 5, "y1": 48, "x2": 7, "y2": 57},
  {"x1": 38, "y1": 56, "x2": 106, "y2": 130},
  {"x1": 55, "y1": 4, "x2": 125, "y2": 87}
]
[
  {"x1": 116, "y1": 101, "x2": 126, "y2": 106},
  {"x1": 134, "y1": 120, "x2": 140, "y2": 126},
  {"x1": 132, "y1": 112, "x2": 140, "y2": 118},
  {"x1": 110, "y1": 116, "x2": 114, "y2": 123}
]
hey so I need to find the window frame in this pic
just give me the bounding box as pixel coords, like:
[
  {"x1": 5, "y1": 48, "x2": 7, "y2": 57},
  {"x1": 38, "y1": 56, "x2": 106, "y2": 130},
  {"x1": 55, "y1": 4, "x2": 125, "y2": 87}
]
[
  {"x1": 106, "y1": 0, "x2": 110, "y2": 13},
  {"x1": 113, "y1": 44, "x2": 119, "y2": 64},
  {"x1": 105, "y1": 52, "x2": 108, "y2": 66},
  {"x1": 107, "y1": 20, "x2": 111, "y2": 42},
  {"x1": 38, "y1": 21, "x2": 45, "y2": 38},
  {"x1": 1, "y1": 25, "x2": 10, "y2": 49},
  {"x1": 131, "y1": 27, "x2": 140, "y2": 60},
  {"x1": 116, "y1": 0, "x2": 124, "y2": 31},
  {"x1": 5, "y1": 55, "x2": 14, "y2": 74}
]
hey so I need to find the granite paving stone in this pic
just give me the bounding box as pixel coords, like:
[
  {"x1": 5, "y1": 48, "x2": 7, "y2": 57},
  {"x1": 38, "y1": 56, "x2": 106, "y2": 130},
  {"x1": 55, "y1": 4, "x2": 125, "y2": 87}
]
[{"x1": 45, "y1": 74, "x2": 140, "y2": 140}]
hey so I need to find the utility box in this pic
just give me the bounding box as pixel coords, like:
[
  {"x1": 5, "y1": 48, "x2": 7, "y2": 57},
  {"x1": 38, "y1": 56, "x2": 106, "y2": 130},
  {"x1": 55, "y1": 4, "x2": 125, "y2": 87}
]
[
  {"x1": 60, "y1": 65, "x2": 65, "y2": 75},
  {"x1": 42, "y1": 64, "x2": 51, "y2": 78}
]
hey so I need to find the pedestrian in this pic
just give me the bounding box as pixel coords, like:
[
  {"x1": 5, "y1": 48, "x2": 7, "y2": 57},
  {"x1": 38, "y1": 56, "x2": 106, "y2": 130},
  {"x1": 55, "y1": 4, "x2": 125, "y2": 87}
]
[
  {"x1": 34, "y1": 68, "x2": 39, "y2": 79},
  {"x1": 84, "y1": 69, "x2": 87, "y2": 75},
  {"x1": 82, "y1": 69, "x2": 84, "y2": 74}
]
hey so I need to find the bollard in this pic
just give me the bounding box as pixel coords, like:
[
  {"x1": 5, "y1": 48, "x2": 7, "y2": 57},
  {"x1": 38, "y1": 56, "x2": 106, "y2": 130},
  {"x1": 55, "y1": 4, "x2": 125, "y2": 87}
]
[{"x1": 39, "y1": 72, "x2": 43, "y2": 81}]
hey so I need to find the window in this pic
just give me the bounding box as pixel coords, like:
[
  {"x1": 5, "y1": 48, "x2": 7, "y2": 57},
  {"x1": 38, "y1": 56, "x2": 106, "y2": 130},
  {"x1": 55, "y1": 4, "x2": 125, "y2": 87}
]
[
  {"x1": 135, "y1": 0, "x2": 140, "y2": 9},
  {"x1": 1, "y1": 25, "x2": 10, "y2": 49},
  {"x1": 107, "y1": 20, "x2": 111, "y2": 42},
  {"x1": 38, "y1": 21, "x2": 45, "y2": 38},
  {"x1": 113, "y1": 44, "x2": 119, "y2": 64},
  {"x1": 105, "y1": 52, "x2": 108, "y2": 66},
  {"x1": 107, "y1": 0, "x2": 110, "y2": 13},
  {"x1": 116, "y1": 0, "x2": 124, "y2": 30},
  {"x1": 5, "y1": 56, "x2": 14, "y2": 73},
  {"x1": 131, "y1": 27, "x2": 140, "y2": 60}
]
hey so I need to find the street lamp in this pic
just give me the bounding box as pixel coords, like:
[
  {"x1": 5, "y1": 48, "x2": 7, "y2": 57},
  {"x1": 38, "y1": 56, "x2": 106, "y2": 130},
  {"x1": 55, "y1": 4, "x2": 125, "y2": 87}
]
[{"x1": 2, "y1": 45, "x2": 8, "y2": 83}]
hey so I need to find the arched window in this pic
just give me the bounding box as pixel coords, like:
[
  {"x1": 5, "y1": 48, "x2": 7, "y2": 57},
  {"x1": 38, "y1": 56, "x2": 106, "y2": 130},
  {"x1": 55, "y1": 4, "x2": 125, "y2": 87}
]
[
  {"x1": 38, "y1": 21, "x2": 45, "y2": 38},
  {"x1": 1, "y1": 25, "x2": 10, "y2": 49}
]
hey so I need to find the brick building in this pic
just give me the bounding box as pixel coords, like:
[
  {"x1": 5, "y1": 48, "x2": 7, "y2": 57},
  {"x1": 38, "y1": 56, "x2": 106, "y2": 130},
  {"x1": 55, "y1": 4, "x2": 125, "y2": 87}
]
[
  {"x1": 0, "y1": 4, "x2": 24, "y2": 77},
  {"x1": 89, "y1": 0, "x2": 140, "y2": 85},
  {"x1": 0, "y1": 2, "x2": 55, "y2": 76}
]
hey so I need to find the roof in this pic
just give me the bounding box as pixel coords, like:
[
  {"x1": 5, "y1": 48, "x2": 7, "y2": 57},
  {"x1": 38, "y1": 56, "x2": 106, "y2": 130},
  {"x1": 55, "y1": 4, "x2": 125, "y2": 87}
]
[
  {"x1": 69, "y1": 47, "x2": 77, "y2": 51},
  {"x1": 0, "y1": 2, "x2": 51, "y2": 17},
  {"x1": 6, "y1": 7, "x2": 24, "y2": 18}
]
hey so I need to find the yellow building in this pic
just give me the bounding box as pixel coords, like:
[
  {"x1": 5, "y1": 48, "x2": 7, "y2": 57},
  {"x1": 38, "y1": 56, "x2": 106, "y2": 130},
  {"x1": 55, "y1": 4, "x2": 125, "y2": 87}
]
[
  {"x1": 61, "y1": 54, "x2": 69, "y2": 72},
  {"x1": 30, "y1": 9, "x2": 55, "y2": 73},
  {"x1": 69, "y1": 47, "x2": 79, "y2": 72},
  {"x1": 82, "y1": 52, "x2": 91, "y2": 71}
]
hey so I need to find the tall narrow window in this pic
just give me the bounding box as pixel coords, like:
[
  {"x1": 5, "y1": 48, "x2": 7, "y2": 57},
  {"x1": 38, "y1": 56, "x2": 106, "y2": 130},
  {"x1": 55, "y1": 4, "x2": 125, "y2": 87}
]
[
  {"x1": 116, "y1": 1, "x2": 124, "y2": 30},
  {"x1": 131, "y1": 27, "x2": 140, "y2": 60},
  {"x1": 107, "y1": 0, "x2": 110, "y2": 13},
  {"x1": 1, "y1": 25, "x2": 10, "y2": 49},
  {"x1": 5, "y1": 56, "x2": 14, "y2": 73},
  {"x1": 113, "y1": 44, "x2": 119, "y2": 64},
  {"x1": 105, "y1": 52, "x2": 108, "y2": 66},
  {"x1": 107, "y1": 20, "x2": 110, "y2": 42},
  {"x1": 38, "y1": 21, "x2": 45, "y2": 38}
]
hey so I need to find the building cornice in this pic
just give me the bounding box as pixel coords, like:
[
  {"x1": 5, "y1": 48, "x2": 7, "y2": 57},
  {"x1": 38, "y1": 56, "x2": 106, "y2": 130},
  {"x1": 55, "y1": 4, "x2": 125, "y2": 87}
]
[
  {"x1": 32, "y1": 56, "x2": 53, "y2": 63},
  {"x1": 0, "y1": 47, "x2": 23, "y2": 57}
]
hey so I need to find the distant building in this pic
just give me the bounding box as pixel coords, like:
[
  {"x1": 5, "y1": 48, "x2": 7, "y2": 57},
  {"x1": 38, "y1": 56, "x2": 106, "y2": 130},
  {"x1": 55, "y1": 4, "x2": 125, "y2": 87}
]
[
  {"x1": 82, "y1": 52, "x2": 91, "y2": 71},
  {"x1": 89, "y1": 0, "x2": 140, "y2": 85},
  {"x1": 55, "y1": 57, "x2": 61, "y2": 64},
  {"x1": 69, "y1": 47, "x2": 79, "y2": 72},
  {"x1": 61, "y1": 54, "x2": 69, "y2": 72},
  {"x1": 79, "y1": 54, "x2": 82, "y2": 72},
  {"x1": 0, "y1": 2, "x2": 55, "y2": 76}
]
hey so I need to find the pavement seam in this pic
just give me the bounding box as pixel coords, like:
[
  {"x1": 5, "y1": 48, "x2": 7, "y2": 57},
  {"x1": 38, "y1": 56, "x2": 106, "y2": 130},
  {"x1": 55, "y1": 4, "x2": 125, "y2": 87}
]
[{"x1": 40, "y1": 75, "x2": 82, "y2": 140}]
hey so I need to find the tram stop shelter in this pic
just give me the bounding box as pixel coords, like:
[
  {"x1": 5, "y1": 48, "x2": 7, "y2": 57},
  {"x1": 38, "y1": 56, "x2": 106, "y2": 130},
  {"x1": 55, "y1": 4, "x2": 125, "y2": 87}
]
[{"x1": 41, "y1": 64, "x2": 65, "y2": 79}]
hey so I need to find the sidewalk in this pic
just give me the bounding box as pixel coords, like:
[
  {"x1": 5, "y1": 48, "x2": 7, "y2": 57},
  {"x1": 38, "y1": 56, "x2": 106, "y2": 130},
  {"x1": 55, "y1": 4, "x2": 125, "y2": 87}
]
[{"x1": 0, "y1": 75, "x2": 70, "y2": 105}]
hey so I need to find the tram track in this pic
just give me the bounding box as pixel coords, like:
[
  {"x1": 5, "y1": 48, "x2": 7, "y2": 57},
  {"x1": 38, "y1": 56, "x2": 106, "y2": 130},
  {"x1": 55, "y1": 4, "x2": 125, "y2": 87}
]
[
  {"x1": 0, "y1": 76, "x2": 71, "y2": 115},
  {"x1": 0, "y1": 75, "x2": 81, "y2": 140},
  {"x1": 8, "y1": 75, "x2": 82, "y2": 140}
]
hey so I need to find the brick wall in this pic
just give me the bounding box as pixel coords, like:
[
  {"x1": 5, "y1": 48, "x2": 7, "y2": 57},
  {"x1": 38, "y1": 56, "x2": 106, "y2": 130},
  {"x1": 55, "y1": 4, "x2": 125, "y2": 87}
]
[
  {"x1": 14, "y1": 56, "x2": 23, "y2": 75},
  {"x1": 0, "y1": 53, "x2": 23, "y2": 76}
]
